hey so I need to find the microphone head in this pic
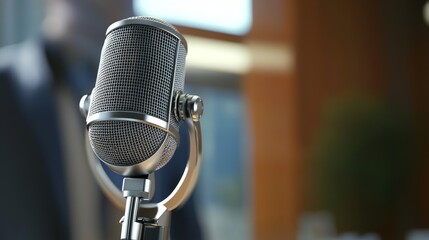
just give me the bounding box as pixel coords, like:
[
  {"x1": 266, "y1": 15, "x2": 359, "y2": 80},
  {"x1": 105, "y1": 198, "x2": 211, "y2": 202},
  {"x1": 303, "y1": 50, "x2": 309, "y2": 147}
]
[{"x1": 86, "y1": 16, "x2": 187, "y2": 176}]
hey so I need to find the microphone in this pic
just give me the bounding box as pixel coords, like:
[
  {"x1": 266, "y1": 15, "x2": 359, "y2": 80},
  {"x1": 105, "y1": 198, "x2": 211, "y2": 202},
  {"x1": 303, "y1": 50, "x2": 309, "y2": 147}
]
[
  {"x1": 79, "y1": 16, "x2": 203, "y2": 240},
  {"x1": 85, "y1": 16, "x2": 189, "y2": 176}
]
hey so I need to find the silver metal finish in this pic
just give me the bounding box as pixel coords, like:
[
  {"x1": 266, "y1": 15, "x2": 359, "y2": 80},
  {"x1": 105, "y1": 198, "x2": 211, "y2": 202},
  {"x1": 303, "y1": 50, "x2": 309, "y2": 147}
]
[
  {"x1": 86, "y1": 111, "x2": 179, "y2": 141},
  {"x1": 119, "y1": 201, "x2": 170, "y2": 240},
  {"x1": 174, "y1": 92, "x2": 204, "y2": 122},
  {"x1": 82, "y1": 16, "x2": 202, "y2": 240},
  {"x1": 79, "y1": 94, "x2": 91, "y2": 118},
  {"x1": 122, "y1": 178, "x2": 151, "y2": 199},
  {"x1": 165, "y1": 37, "x2": 181, "y2": 135},
  {"x1": 84, "y1": 101, "x2": 203, "y2": 238},
  {"x1": 106, "y1": 17, "x2": 188, "y2": 51},
  {"x1": 87, "y1": 111, "x2": 167, "y2": 129},
  {"x1": 84, "y1": 107, "x2": 202, "y2": 239},
  {"x1": 121, "y1": 195, "x2": 143, "y2": 240},
  {"x1": 84, "y1": 103, "x2": 170, "y2": 176},
  {"x1": 86, "y1": 116, "x2": 202, "y2": 211},
  {"x1": 161, "y1": 118, "x2": 202, "y2": 210},
  {"x1": 99, "y1": 136, "x2": 167, "y2": 176},
  {"x1": 186, "y1": 96, "x2": 204, "y2": 122},
  {"x1": 87, "y1": 16, "x2": 187, "y2": 170},
  {"x1": 120, "y1": 177, "x2": 159, "y2": 240},
  {"x1": 85, "y1": 117, "x2": 203, "y2": 211},
  {"x1": 172, "y1": 91, "x2": 183, "y2": 122}
]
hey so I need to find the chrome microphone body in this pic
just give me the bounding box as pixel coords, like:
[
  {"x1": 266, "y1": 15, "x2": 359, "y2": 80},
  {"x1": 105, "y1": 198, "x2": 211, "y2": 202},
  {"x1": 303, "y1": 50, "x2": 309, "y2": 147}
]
[
  {"x1": 80, "y1": 16, "x2": 204, "y2": 240},
  {"x1": 86, "y1": 16, "x2": 188, "y2": 176}
]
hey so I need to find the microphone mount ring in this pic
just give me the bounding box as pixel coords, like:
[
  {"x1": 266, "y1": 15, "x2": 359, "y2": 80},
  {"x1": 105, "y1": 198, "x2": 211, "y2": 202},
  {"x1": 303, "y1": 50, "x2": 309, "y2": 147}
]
[{"x1": 84, "y1": 113, "x2": 203, "y2": 240}]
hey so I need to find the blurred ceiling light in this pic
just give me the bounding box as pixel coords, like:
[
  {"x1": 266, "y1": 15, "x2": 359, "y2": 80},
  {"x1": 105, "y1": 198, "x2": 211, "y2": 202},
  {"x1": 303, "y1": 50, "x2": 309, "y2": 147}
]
[
  {"x1": 248, "y1": 42, "x2": 294, "y2": 74},
  {"x1": 424, "y1": 1, "x2": 429, "y2": 26},
  {"x1": 133, "y1": 0, "x2": 252, "y2": 35},
  {"x1": 185, "y1": 36, "x2": 293, "y2": 74},
  {"x1": 185, "y1": 36, "x2": 251, "y2": 74}
]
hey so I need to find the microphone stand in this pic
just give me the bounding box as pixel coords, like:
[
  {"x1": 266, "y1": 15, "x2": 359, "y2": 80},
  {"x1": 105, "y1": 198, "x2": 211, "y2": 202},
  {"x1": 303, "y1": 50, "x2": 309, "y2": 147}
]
[
  {"x1": 119, "y1": 177, "x2": 171, "y2": 240},
  {"x1": 82, "y1": 93, "x2": 203, "y2": 240},
  {"x1": 85, "y1": 118, "x2": 202, "y2": 240}
]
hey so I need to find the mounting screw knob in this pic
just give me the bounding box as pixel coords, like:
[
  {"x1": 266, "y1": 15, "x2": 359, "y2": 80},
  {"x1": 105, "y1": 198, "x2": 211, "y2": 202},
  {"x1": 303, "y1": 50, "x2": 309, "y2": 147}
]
[
  {"x1": 79, "y1": 94, "x2": 92, "y2": 118},
  {"x1": 174, "y1": 91, "x2": 204, "y2": 122},
  {"x1": 187, "y1": 95, "x2": 204, "y2": 122}
]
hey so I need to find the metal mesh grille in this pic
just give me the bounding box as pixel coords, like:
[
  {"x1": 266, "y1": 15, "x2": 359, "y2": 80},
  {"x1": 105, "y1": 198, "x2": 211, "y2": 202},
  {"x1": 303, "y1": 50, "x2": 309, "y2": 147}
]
[
  {"x1": 156, "y1": 135, "x2": 177, "y2": 170},
  {"x1": 87, "y1": 18, "x2": 186, "y2": 167},
  {"x1": 89, "y1": 25, "x2": 177, "y2": 120},
  {"x1": 89, "y1": 121, "x2": 165, "y2": 166},
  {"x1": 156, "y1": 44, "x2": 187, "y2": 169},
  {"x1": 170, "y1": 43, "x2": 187, "y2": 132}
]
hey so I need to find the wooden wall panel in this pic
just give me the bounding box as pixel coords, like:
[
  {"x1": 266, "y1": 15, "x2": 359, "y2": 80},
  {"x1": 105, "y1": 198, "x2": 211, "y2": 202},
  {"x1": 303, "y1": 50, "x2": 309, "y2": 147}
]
[
  {"x1": 244, "y1": 0, "x2": 429, "y2": 238},
  {"x1": 243, "y1": 71, "x2": 300, "y2": 240},
  {"x1": 243, "y1": 0, "x2": 300, "y2": 239}
]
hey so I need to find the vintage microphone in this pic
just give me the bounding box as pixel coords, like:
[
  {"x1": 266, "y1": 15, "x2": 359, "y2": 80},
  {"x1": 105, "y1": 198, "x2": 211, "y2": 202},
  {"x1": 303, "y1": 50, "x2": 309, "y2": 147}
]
[{"x1": 79, "y1": 16, "x2": 203, "y2": 240}]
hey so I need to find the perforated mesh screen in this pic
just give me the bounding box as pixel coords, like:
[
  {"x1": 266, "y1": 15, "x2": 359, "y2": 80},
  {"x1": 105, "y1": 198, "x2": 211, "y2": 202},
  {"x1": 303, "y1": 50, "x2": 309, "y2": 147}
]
[
  {"x1": 156, "y1": 135, "x2": 177, "y2": 170},
  {"x1": 89, "y1": 25, "x2": 176, "y2": 120},
  {"x1": 88, "y1": 121, "x2": 165, "y2": 166},
  {"x1": 170, "y1": 44, "x2": 187, "y2": 132},
  {"x1": 87, "y1": 17, "x2": 187, "y2": 168}
]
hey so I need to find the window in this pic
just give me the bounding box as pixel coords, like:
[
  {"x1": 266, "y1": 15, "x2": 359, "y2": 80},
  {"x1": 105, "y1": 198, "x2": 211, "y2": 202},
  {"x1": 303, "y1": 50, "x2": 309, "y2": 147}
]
[{"x1": 133, "y1": 0, "x2": 252, "y2": 35}]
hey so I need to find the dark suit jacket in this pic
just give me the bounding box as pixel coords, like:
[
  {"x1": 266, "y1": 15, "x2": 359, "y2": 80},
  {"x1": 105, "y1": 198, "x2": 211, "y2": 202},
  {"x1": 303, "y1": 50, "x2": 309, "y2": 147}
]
[
  {"x1": 0, "y1": 38, "x2": 202, "y2": 240},
  {"x1": 0, "y1": 39, "x2": 69, "y2": 239}
]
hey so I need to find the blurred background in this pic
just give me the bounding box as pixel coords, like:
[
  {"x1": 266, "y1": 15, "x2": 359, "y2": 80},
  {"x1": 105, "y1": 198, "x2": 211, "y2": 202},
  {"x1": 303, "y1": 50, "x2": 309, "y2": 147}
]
[{"x1": 1, "y1": 0, "x2": 429, "y2": 239}]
